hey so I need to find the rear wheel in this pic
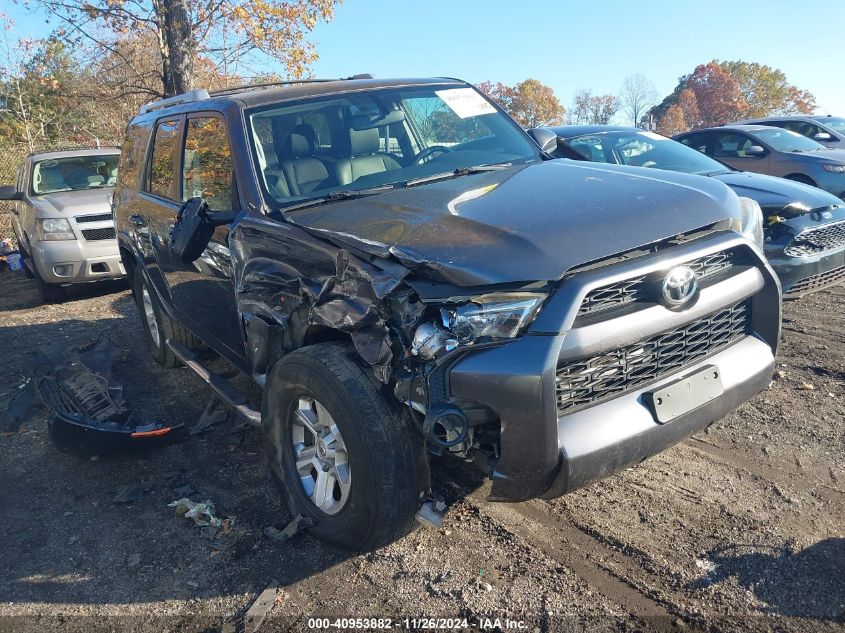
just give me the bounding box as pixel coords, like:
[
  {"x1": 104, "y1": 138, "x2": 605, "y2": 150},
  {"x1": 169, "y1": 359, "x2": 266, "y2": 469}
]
[
  {"x1": 132, "y1": 267, "x2": 201, "y2": 368},
  {"x1": 262, "y1": 342, "x2": 426, "y2": 551}
]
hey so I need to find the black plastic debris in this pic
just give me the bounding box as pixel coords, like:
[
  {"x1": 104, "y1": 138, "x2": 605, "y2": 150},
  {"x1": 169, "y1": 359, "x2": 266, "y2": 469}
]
[
  {"x1": 4, "y1": 379, "x2": 36, "y2": 433},
  {"x1": 34, "y1": 335, "x2": 186, "y2": 448}
]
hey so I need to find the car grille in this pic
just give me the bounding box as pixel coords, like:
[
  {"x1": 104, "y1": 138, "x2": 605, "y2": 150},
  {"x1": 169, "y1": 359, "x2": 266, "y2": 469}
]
[
  {"x1": 81, "y1": 227, "x2": 116, "y2": 241},
  {"x1": 556, "y1": 301, "x2": 750, "y2": 415},
  {"x1": 785, "y1": 264, "x2": 845, "y2": 296},
  {"x1": 577, "y1": 250, "x2": 737, "y2": 316},
  {"x1": 76, "y1": 213, "x2": 113, "y2": 223},
  {"x1": 784, "y1": 221, "x2": 845, "y2": 257}
]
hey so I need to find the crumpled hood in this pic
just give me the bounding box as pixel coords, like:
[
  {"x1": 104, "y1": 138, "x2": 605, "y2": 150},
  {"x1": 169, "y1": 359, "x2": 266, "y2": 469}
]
[
  {"x1": 713, "y1": 171, "x2": 844, "y2": 218},
  {"x1": 33, "y1": 188, "x2": 114, "y2": 216},
  {"x1": 290, "y1": 160, "x2": 741, "y2": 287}
]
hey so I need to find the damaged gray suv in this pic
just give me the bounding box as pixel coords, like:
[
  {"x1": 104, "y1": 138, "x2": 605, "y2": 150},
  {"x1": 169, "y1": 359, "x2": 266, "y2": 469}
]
[{"x1": 114, "y1": 77, "x2": 781, "y2": 550}]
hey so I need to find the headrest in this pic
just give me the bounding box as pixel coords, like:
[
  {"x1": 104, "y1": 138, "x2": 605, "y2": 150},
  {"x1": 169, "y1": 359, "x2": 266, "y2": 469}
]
[
  {"x1": 282, "y1": 124, "x2": 317, "y2": 159},
  {"x1": 349, "y1": 127, "x2": 380, "y2": 156}
]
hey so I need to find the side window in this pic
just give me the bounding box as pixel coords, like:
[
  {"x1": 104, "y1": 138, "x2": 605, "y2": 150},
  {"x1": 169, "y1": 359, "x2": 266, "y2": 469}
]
[
  {"x1": 678, "y1": 133, "x2": 709, "y2": 154},
  {"x1": 782, "y1": 121, "x2": 821, "y2": 139},
  {"x1": 711, "y1": 132, "x2": 752, "y2": 158},
  {"x1": 569, "y1": 136, "x2": 607, "y2": 162},
  {"x1": 118, "y1": 122, "x2": 151, "y2": 189},
  {"x1": 146, "y1": 118, "x2": 180, "y2": 199},
  {"x1": 182, "y1": 116, "x2": 235, "y2": 211}
]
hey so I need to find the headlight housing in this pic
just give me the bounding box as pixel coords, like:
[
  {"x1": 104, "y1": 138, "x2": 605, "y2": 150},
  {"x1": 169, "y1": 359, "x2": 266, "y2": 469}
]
[
  {"x1": 36, "y1": 218, "x2": 75, "y2": 241},
  {"x1": 730, "y1": 196, "x2": 764, "y2": 253},
  {"x1": 411, "y1": 292, "x2": 545, "y2": 360},
  {"x1": 822, "y1": 164, "x2": 845, "y2": 174}
]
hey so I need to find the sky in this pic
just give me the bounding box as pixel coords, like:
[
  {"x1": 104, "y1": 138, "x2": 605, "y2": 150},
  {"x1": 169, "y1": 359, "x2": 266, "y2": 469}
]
[{"x1": 5, "y1": 0, "x2": 845, "y2": 116}]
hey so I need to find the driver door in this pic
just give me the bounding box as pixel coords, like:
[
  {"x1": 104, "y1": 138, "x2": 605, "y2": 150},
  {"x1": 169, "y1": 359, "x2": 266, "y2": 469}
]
[{"x1": 159, "y1": 113, "x2": 244, "y2": 361}]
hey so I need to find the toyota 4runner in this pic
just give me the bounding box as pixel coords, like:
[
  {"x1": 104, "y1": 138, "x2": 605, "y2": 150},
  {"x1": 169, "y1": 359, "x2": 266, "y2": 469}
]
[{"x1": 113, "y1": 77, "x2": 781, "y2": 550}]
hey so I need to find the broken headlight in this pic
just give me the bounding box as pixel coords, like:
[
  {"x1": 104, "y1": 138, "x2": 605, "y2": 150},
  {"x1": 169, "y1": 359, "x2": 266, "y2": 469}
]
[
  {"x1": 412, "y1": 292, "x2": 545, "y2": 360},
  {"x1": 730, "y1": 197, "x2": 764, "y2": 253}
]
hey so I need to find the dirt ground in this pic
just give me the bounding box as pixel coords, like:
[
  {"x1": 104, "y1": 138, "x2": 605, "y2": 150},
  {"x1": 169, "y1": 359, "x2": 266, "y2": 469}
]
[{"x1": 0, "y1": 269, "x2": 843, "y2": 633}]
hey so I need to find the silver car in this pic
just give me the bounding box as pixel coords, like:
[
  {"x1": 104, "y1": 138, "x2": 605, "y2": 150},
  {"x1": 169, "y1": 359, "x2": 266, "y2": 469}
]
[
  {"x1": 735, "y1": 115, "x2": 845, "y2": 149},
  {"x1": 0, "y1": 148, "x2": 126, "y2": 301},
  {"x1": 674, "y1": 125, "x2": 845, "y2": 199}
]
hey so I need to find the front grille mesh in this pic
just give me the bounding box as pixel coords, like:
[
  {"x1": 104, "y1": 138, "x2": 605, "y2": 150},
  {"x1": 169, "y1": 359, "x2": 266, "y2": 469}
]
[
  {"x1": 556, "y1": 301, "x2": 750, "y2": 415},
  {"x1": 81, "y1": 227, "x2": 116, "y2": 241},
  {"x1": 578, "y1": 250, "x2": 737, "y2": 316},
  {"x1": 76, "y1": 213, "x2": 113, "y2": 223},
  {"x1": 784, "y1": 221, "x2": 845, "y2": 257},
  {"x1": 785, "y1": 264, "x2": 845, "y2": 296}
]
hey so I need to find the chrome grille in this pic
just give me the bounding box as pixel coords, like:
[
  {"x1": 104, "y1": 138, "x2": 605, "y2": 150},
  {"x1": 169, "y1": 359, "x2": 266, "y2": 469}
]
[
  {"x1": 784, "y1": 221, "x2": 845, "y2": 257},
  {"x1": 76, "y1": 213, "x2": 113, "y2": 223},
  {"x1": 81, "y1": 227, "x2": 116, "y2": 241},
  {"x1": 557, "y1": 301, "x2": 750, "y2": 415},
  {"x1": 785, "y1": 264, "x2": 845, "y2": 296},
  {"x1": 577, "y1": 250, "x2": 737, "y2": 316}
]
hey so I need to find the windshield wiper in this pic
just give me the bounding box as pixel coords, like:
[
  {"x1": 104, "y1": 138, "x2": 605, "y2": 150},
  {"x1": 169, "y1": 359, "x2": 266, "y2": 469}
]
[
  {"x1": 280, "y1": 185, "x2": 397, "y2": 212},
  {"x1": 402, "y1": 163, "x2": 513, "y2": 187}
]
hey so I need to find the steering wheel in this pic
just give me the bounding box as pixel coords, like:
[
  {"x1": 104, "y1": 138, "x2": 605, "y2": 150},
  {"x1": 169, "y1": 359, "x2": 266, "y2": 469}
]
[{"x1": 414, "y1": 145, "x2": 453, "y2": 165}]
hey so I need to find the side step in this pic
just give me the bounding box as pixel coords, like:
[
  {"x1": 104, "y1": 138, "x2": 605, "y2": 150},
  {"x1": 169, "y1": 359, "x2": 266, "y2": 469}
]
[{"x1": 166, "y1": 339, "x2": 262, "y2": 427}]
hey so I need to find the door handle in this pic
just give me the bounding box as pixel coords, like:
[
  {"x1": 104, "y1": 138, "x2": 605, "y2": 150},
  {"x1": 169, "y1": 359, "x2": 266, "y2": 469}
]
[{"x1": 129, "y1": 213, "x2": 146, "y2": 227}]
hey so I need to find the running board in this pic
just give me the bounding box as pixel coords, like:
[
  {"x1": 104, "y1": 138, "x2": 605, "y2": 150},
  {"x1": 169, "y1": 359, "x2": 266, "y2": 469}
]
[{"x1": 166, "y1": 339, "x2": 262, "y2": 427}]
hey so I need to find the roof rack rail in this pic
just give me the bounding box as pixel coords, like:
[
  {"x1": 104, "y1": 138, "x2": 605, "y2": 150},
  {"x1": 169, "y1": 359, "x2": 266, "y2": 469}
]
[
  {"x1": 208, "y1": 74, "x2": 374, "y2": 97},
  {"x1": 140, "y1": 89, "x2": 211, "y2": 114}
]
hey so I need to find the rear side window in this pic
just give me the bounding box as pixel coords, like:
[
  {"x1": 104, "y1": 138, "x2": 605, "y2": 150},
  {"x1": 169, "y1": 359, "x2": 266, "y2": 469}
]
[
  {"x1": 678, "y1": 132, "x2": 709, "y2": 154},
  {"x1": 146, "y1": 118, "x2": 180, "y2": 199},
  {"x1": 182, "y1": 116, "x2": 235, "y2": 211},
  {"x1": 118, "y1": 122, "x2": 151, "y2": 189}
]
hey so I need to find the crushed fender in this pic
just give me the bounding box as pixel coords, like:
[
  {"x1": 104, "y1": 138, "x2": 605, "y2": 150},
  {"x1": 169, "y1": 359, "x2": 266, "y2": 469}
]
[{"x1": 34, "y1": 334, "x2": 185, "y2": 447}]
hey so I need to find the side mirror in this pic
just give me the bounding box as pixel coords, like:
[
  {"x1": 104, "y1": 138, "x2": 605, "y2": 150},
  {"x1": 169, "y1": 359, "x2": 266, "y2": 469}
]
[
  {"x1": 170, "y1": 198, "x2": 236, "y2": 263},
  {"x1": 527, "y1": 127, "x2": 560, "y2": 154},
  {"x1": 814, "y1": 132, "x2": 832, "y2": 142},
  {"x1": 0, "y1": 185, "x2": 23, "y2": 200},
  {"x1": 746, "y1": 145, "x2": 767, "y2": 157}
]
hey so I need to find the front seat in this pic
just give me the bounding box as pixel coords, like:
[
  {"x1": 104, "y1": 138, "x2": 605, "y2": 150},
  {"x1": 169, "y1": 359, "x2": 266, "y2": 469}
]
[
  {"x1": 334, "y1": 127, "x2": 401, "y2": 186},
  {"x1": 279, "y1": 124, "x2": 334, "y2": 196}
]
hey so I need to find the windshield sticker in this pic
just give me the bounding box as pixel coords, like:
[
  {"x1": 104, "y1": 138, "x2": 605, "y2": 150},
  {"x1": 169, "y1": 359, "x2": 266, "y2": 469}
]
[{"x1": 435, "y1": 88, "x2": 497, "y2": 119}]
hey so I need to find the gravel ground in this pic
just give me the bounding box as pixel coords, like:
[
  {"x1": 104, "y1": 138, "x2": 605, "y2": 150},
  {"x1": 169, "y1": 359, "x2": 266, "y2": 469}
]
[{"x1": 0, "y1": 270, "x2": 843, "y2": 633}]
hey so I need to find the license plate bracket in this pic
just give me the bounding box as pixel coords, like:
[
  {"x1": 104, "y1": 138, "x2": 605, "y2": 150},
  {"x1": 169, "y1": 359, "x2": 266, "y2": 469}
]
[{"x1": 645, "y1": 364, "x2": 724, "y2": 424}]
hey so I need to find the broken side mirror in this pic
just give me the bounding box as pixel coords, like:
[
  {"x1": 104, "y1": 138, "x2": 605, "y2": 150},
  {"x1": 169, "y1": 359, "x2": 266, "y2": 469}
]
[
  {"x1": 170, "y1": 197, "x2": 237, "y2": 264},
  {"x1": 0, "y1": 185, "x2": 23, "y2": 200},
  {"x1": 527, "y1": 127, "x2": 560, "y2": 155}
]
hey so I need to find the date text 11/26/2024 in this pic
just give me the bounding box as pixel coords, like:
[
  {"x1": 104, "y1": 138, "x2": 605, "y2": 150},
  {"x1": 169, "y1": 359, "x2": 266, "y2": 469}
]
[{"x1": 307, "y1": 617, "x2": 529, "y2": 630}]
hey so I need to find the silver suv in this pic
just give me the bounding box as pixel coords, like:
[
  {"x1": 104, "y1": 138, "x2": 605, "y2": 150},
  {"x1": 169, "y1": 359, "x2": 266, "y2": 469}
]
[{"x1": 0, "y1": 148, "x2": 126, "y2": 301}]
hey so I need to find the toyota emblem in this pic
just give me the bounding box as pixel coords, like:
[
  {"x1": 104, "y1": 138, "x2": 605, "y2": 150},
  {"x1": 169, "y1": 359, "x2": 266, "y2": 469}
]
[{"x1": 661, "y1": 265, "x2": 698, "y2": 308}]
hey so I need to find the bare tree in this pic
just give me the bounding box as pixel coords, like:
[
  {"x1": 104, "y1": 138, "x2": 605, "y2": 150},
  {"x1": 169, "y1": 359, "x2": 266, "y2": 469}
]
[
  {"x1": 570, "y1": 90, "x2": 619, "y2": 125},
  {"x1": 619, "y1": 74, "x2": 658, "y2": 127}
]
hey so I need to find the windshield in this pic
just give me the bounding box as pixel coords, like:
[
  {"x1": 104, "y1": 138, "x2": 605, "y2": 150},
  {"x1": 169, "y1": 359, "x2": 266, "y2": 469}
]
[
  {"x1": 812, "y1": 117, "x2": 845, "y2": 134},
  {"x1": 753, "y1": 128, "x2": 825, "y2": 153},
  {"x1": 565, "y1": 130, "x2": 730, "y2": 175},
  {"x1": 30, "y1": 154, "x2": 119, "y2": 195},
  {"x1": 247, "y1": 85, "x2": 540, "y2": 209}
]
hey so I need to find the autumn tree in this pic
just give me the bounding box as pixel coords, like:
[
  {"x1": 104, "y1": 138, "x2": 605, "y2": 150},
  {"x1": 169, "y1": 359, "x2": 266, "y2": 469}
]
[
  {"x1": 475, "y1": 81, "x2": 515, "y2": 110},
  {"x1": 619, "y1": 74, "x2": 658, "y2": 127},
  {"x1": 657, "y1": 105, "x2": 687, "y2": 137},
  {"x1": 676, "y1": 88, "x2": 701, "y2": 130},
  {"x1": 570, "y1": 90, "x2": 619, "y2": 125},
  {"x1": 476, "y1": 78, "x2": 564, "y2": 128},
  {"x1": 28, "y1": 0, "x2": 340, "y2": 97},
  {"x1": 719, "y1": 60, "x2": 816, "y2": 117}
]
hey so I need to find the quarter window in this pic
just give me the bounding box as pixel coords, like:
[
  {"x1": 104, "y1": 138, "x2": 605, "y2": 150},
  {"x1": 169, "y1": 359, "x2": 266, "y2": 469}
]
[
  {"x1": 147, "y1": 118, "x2": 180, "y2": 199},
  {"x1": 182, "y1": 117, "x2": 235, "y2": 211}
]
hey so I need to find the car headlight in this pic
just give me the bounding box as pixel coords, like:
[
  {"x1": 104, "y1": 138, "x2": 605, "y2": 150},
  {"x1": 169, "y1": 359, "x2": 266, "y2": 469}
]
[
  {"x1": 822, "y1": 164, "x2": 845, "y2": 174},
  {"x1": 730, "y1": 197, "x2": 764, "y2": 253},
  {"x1": 411, "y1": 292, "x2": 545, "y2": 360},
  {"x1": 36, "y1": 218, "x2": 75, "y2": 241}
]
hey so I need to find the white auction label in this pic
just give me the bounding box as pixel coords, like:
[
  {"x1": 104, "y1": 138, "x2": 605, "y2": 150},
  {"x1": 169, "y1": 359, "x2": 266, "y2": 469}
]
[{"x1": 435, "y1": 88, "x2": 497, "y2": 119}]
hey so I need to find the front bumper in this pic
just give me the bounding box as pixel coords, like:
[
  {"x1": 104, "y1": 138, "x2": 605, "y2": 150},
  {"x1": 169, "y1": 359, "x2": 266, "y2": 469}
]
[
  {"x1": 33, "y1": 238, "x2": 125, "y2": 284},
  {"x1": 443, "y1": 233, "x2": 780, "y2": 502},
  {"x1": 767, "y1": 245, "x2": 845, "y2": 297}
]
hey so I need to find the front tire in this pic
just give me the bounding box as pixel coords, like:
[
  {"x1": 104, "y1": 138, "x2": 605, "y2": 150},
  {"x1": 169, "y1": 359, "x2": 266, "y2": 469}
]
[
  {"x1": 262, "y1": 342, "x2": 426, "y2": 551},
  {"x1": 33, "y1": 263, "x2": 64, "y2": 303}
]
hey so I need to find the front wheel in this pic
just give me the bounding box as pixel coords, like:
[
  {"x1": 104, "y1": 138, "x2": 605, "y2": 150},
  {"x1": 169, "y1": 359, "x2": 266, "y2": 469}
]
[{"x1": 262, "y1": 342, "x2": 426, "y2": 551}]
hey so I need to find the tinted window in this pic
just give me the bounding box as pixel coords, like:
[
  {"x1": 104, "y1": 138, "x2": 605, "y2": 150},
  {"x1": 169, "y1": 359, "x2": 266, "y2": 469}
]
[
  {"x1": 147, "y1": 118, "x2": 180, "y2": 199},
  {"x1": 780, "y1": 121, "x2": 823, "y2": 139},
  {"x1": 30, "y1": 155, "x2": 120, "y2": 195},
  {"x1": 711, "y1": 132, "x2": 756, "y2": 158},
  {"x1": 677, "y1": 133, "x2": 709, "y2": 153},
  {"x1": 813, "y1": 117, "x2": 845, "y2": 134},
  {"x1": 182, "y1": 117, "x2": 235, "y2": 211},
  {"x1": 118, "y1": 122, "x2": 150, "y2": 189}
]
